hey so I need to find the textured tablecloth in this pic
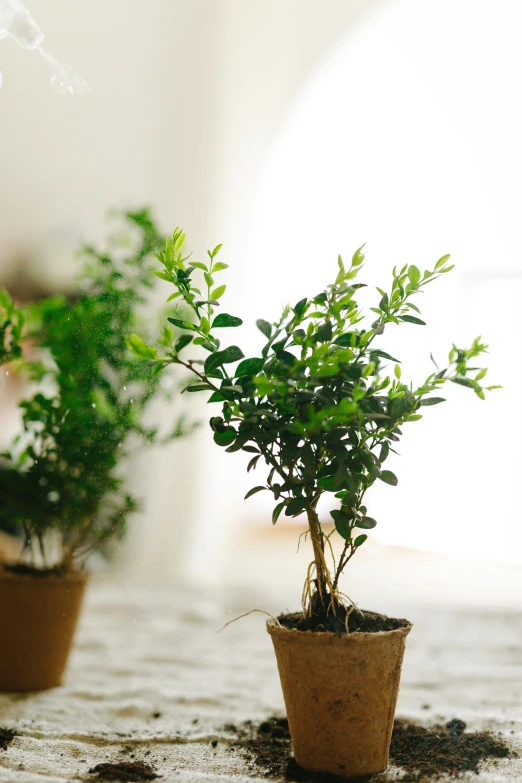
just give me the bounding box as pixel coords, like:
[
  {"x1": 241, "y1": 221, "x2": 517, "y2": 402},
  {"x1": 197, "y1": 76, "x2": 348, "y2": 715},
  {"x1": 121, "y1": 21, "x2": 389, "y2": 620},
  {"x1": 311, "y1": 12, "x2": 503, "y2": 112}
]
[{"x1": 0, "y1": 577, "x2": 521, "y2": 782}]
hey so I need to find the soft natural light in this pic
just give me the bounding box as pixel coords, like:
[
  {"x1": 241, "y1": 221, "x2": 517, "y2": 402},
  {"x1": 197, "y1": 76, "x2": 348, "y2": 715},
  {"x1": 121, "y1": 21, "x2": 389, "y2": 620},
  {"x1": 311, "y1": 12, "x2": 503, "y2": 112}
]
[{"x1": 228, "y1": 0, "x2": 521, "y2": 562}]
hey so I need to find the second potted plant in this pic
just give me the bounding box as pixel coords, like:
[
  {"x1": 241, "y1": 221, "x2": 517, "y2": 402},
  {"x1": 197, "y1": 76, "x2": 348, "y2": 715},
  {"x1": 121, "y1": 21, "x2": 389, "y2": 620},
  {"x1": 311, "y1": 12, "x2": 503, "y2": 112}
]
[
  {"x1": 0, "y1": 210, "x2": 181, "y2": 691},
  {"x1": 131, "y1": 235, "x2": 496, "y2": 778}
]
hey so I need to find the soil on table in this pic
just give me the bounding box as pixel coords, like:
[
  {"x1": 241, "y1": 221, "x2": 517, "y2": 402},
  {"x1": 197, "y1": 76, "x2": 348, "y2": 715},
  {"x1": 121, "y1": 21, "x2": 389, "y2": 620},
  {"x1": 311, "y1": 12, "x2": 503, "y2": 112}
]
[
  {"x1": 390, "y1": 718, "x2": 512, "y2": 780},
  {"x1": 278, "y1": 606, "x2": 409, "y2": 635},
  {"x1": 224, "y1": 715, "x2": 513, "y2": 781},
  {"x1": 88, "y1": 760, "x2": 159, "y2": 781},
  {"x1": 0, "y1": 727, "x2": 16, "y2": 751}
]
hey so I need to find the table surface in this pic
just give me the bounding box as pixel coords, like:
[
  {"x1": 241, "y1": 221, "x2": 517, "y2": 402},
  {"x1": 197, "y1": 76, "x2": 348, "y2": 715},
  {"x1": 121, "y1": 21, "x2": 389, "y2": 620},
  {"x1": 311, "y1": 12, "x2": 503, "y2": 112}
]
[{"x1": 0, "y1": 577, "x2": 521, "y2": 782}]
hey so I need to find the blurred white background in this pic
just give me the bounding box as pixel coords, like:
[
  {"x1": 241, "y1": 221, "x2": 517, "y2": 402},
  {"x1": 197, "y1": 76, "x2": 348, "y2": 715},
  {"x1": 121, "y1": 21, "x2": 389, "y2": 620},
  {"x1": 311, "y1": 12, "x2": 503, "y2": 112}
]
[{"x1": 0, "y1": 0, "x2": 520, "y2": 599}]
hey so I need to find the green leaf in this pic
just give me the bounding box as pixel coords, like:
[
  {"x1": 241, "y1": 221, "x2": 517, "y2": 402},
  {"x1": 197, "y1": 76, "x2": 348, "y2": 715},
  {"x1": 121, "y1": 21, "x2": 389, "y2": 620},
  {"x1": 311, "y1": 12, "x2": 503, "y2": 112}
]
[
  {"x1": 394, "y1": 364, "x2": 401, "y2": 379},
  {"x1": 211, "y1": 243, "x2": 223, "y2": 257},
  {"x1": 211, "y1": 285, "x2": 226, "y2": 301},
  {"x1": 285, "y1": 496, "x2": 306, "y2": 517},
  {"x1": 315, "y1": 322, "x2": 333, "y2": 342},
  {"x1": 152, "y1": 270, "x2": 173, "y2": 282},
  {"x1": 175, "y1": 335, "x2": 193, "y2": 353},
  {"x1": 408, "y1": 265, "x2": 421, "y2": 286},
  {"x1": 167, "y1": 317, "x2": 196, "y2": 330},
  {"x1": 221, "y1": 384, "x2": 243, "y2": 394},
  {"x1": 126, "y1": 334, "x2": 159, "y2": 360},
  {"x1": 272, "y1": 502, "x2": 285, "y2": 525},
  {"x1": 399, "y1": 315, "x2": 426, "y2": 326},
  {"x1": 256, "y1": 319, "x2": 272, "y2": 338},
  {"x1": 356, "y1": 516, "x2": 377, "y2": 529},
  {"x1": 475, "y1": 368, "x2": 488, "y2": 381},
  {"x1": 212, "y1": 313, "x2": 243, "y2": 328},
  {"x1": 191, "y1": 262, "x2": 208, "y2": 271},
  {"x1": 380, "y1": 470, "x2": 398, "y2": 486},
  {"x1": 0, "y1": 288, "x2": 12, "y2": 309},
  {"x1": 435, "y1": 254, "x2": 451, "y2": 270},
  {"x1": 379, "y1": 441, "x2": 390, "y2": 462},
  {"x1": 293, "y1": 298, "x2": 308, "y2": 317},
  {"x1": 371, "y1": 349, "x2": 400, "y2": 363},
  {"x1": 276, "y1": 349, "x2": 297, "y2": 366},
  {"x1": 214, "y1": 429, "x2": 236, "y2": 446},
  {"x1": 236, "y1": 357, "x2": 265, "y2": 377},
  {"x1": 204, "y1": 345, "x2": 244, "y2": 374},
  {"x1": 330, "y1": 509, "x2": 352, "y2": 540},
  {"x1": 247, "y1": 454, "x2": 261, "y2": 472},
  {"x1": 207, "y1": 391, "x2": 226, "y2": 403},
  {"x1": 245, "y1": 486, "x2": 266, "y2": 499},
  {"x1": 185, "y1": 383, "x2": 211, "y2": 393},
  {"x1": 354, "y1": 534, "x2": 368, "y2": 547},
  {"x1": 451, "y1": 377, "x2": 475, "y2": 389},
  {"x1": 352, "y1": 245, "x2": 365, "y2": 266},
  {"x1": 419, "y1": 396, "x2": 446, "y2": 406}
]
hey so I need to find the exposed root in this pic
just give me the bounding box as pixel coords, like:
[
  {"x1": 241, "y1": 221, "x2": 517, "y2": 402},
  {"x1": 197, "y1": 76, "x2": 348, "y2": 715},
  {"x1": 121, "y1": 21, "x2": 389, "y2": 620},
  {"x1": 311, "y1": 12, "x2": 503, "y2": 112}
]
[
  {"x1": 215, "y1": 609, "x2": 282, "y2": 634},
  {"x1": 301, "y1": 528, "x2": 344, "y2": 619}
]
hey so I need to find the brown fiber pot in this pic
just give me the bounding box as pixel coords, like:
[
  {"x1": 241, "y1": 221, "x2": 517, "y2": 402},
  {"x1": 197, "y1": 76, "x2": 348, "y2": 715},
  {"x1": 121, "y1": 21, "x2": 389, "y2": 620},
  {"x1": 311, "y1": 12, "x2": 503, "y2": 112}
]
[
  {"x1": 0, "y1": 568, "x2": 87, "y2": 691},
  {"x1": 267, "y1": 616, "x2": 412, "y2": 779}
]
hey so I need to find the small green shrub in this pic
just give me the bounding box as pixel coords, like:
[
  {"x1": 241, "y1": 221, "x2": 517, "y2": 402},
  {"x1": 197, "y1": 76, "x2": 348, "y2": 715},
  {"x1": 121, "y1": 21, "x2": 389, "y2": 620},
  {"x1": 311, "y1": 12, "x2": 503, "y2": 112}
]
[
  {"x1": 0, "y1": 210, "x2": 187, "y2": 571},
  {"x1": 130, "y1": 233, "x2": 497, "y2": 616}
]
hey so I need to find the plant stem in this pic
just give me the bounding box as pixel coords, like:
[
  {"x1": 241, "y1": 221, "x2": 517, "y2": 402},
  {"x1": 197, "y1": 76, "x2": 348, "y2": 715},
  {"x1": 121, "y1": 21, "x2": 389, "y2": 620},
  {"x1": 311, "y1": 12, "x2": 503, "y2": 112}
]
[{"x1": 305, "y1": 500, "x2": 329, "y2": 603}]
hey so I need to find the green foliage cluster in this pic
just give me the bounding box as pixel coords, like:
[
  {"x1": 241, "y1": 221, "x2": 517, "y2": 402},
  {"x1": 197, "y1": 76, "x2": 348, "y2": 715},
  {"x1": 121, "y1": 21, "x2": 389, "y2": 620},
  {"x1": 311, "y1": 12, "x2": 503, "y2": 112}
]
[
  {"x1": 0, "y1": 210, "x2": 172, "y2": 570},
  {"x1": 0, "y1": 288, "x2": 23, "y2": 366},
  {"x1": 131, "y1": 234, "x2": 497, "y2": 611}
]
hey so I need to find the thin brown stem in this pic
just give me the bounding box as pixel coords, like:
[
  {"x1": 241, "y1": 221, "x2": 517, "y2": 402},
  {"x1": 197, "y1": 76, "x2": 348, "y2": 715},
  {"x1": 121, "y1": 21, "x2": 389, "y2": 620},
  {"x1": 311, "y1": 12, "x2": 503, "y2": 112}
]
[{"x1": 306, "y1": 501, "x2": 329, "y2": 601}]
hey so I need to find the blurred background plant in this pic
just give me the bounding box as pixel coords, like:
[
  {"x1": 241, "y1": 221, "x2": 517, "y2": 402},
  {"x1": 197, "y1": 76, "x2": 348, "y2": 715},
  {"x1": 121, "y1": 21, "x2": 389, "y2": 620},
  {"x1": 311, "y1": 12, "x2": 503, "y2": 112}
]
[
  {"x1": 0, "y1": 288, "x2": 23, "y2": 366},
  {"x1": 0, "y1": 210, "x2": 193, "y2": 571}
]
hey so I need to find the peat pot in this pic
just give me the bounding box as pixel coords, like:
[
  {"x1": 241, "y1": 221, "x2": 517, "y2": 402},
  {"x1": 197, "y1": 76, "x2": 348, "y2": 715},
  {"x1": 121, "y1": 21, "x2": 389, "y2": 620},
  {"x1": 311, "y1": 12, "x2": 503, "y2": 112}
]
[
  {"x1": 267, "y1": 615, "x2": 412, "y2": 779},
  {"x1": 0, "y1": 567, "x2": 87, "y2": 691}
]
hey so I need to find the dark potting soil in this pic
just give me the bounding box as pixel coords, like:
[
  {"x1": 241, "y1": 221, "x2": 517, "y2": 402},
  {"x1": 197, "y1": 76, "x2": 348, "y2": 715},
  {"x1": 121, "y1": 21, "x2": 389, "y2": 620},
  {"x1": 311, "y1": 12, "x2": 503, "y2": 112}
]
[
  {"x1": 1, "y1": 563, "x2": 70, "y2": 578},
  {"x1": 278, "y1": 607, "x2": 409, "y2": 635},
  {"x1": 0, "y1": 727, "x2": 16, "y2": 750},
  {"x1": 224, "y1": 716, "x2": 513, "y2": 781},
  {"x1": 88, "y1": 761, "x2": 159, "y2": 781}
]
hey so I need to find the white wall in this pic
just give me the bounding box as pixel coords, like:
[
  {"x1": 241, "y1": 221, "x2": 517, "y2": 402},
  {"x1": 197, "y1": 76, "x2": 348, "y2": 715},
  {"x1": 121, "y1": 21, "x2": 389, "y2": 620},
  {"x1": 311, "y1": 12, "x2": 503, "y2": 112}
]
[
  {"x1": 1, "y1": 0, "x2": 519, "y2": 581},
  {"x1": 0, "y1": 0, "x2": 385, "y2": 581},
  {"x1": 224, "y1": 0, "x2": 522, "y2": 564}
]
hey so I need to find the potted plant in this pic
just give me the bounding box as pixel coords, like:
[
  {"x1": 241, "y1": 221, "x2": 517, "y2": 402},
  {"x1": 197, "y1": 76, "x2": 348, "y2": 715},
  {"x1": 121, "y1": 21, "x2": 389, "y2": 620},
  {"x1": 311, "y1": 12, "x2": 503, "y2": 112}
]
[
  {"x1": 130, "y1": 232, "x2": 496, "y2": 778},
  {"x1": 0, "y1": 210, "x2": 184, "y2": 692}
]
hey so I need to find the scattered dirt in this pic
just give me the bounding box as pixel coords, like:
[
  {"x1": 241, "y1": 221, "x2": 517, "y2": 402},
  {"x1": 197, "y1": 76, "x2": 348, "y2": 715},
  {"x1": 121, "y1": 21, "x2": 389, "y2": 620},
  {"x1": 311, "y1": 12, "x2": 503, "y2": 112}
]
[
  {"x1": 224, "y1": 716, "x2": 291, "y2": 778},
  {"x1": 88, "y1": 760, "x2": 159, "y2": 781},
  {"x1": 0, "y1": 727, "x2": 16, "y2": 751},
  {"x1": 278, "y1": 607, "x2": 410, "y2": 635},
  {"x1": 224, "y1": 716, "x2": 514, "y2": 781},
  {"x1": 391, "y1": 718, "x2": 512, "y2": 781}
]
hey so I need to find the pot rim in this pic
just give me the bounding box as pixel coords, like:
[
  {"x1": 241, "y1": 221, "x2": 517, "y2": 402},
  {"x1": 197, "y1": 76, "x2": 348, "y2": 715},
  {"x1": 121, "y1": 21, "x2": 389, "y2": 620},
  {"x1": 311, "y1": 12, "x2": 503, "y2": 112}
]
[
  {"x1": 266, "y1": 615, "x2": 412, "y2": 644},
  {"x1": 0, "y1": 564, "x2": 88, "y2": 584}
]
